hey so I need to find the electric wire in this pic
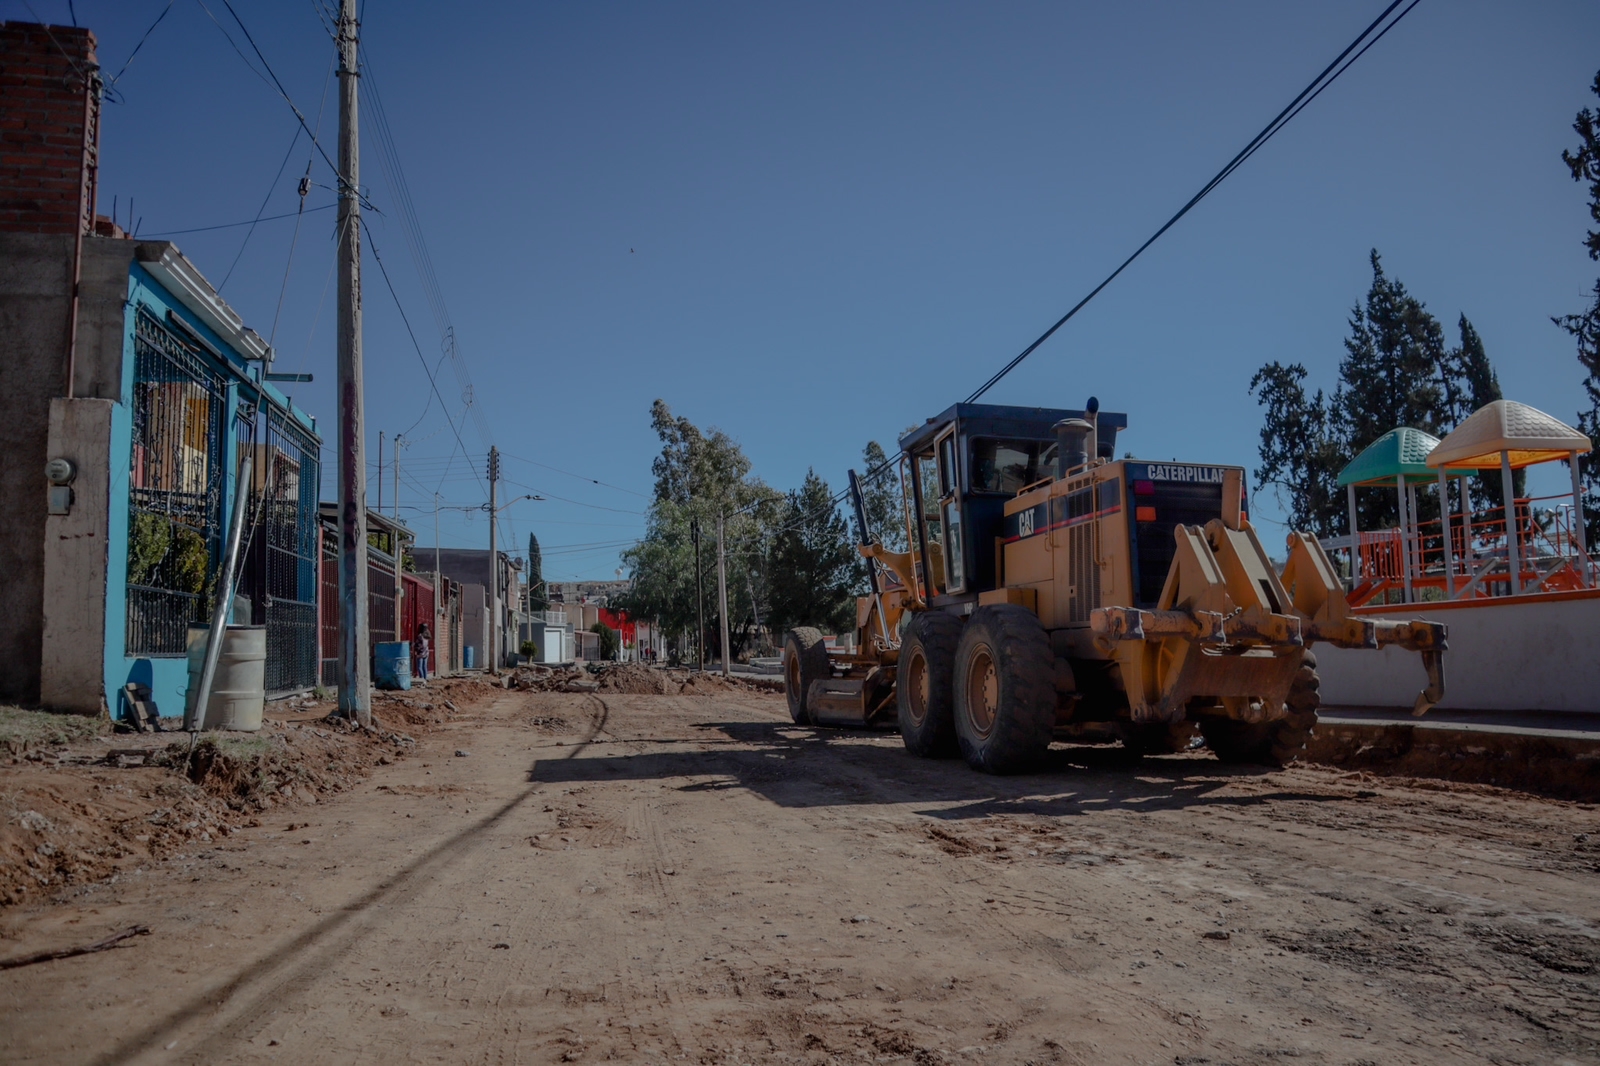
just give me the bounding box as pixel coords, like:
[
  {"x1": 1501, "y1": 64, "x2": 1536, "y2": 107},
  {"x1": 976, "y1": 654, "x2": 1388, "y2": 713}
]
[
  {"x1": 197, "y1": 0, "x2": 347, "y2": 195},
  {"x1": 360, "y1": 216, "x2": 487, "y2": 495},
  {"x1": 139, "y1": 203, "x2": 335, "y2": 237},
  {"x1": 716, "y1": 0, "x2": 1426, "y2": 541},
  {"x1": 963, "y1": 0, "x2": 1416, "y2": 404},
  {"x1": 362, "y1": 52, "x2": 494, "y2": 449},
  {"x1": 106, "y1": 0, "x2": 177, "y2": 91},
  {"x1": 218, "y1": 126, "x2": 302, "y2": 291},
  {"x1": 268, "y1": 48, "x2": 338, "y2": 344}
]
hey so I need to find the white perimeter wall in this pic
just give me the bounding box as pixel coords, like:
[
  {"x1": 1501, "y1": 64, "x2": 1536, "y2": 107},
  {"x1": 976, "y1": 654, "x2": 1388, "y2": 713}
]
[{"x1": 1316, "y1": 592, "x2": 1600, "y2": 713}]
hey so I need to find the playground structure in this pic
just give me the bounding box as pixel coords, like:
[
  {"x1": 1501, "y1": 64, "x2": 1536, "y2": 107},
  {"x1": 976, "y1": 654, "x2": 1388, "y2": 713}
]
[{"x1": 1322, "y1": 401, "x2": 1594, "y2": 606}]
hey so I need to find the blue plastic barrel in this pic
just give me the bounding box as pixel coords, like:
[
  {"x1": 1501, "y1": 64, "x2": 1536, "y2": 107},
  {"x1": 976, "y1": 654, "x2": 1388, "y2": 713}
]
[
  {"x1": 375, "y1": 641, "x2": 412, "y2": 690},
  {"x1": 464, "y1": 645, "x2": 476, "y2": 670}
]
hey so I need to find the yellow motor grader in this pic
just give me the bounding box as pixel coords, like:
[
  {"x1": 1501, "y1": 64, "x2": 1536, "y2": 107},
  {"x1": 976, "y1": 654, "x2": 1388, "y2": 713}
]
[{"x1": 782, "y1": 399, "x2": 1447, "y2": 773}]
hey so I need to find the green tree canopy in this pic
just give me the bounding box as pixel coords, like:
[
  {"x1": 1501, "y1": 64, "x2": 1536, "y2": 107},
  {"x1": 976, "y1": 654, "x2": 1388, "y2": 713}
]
[
  {"x1": 766, "y1": 469, "x2": 861, "y2": 638},
  {"x1": 858, "y1": 440, "x2": 909, "y2": 552},
  {"x1": 617, "y1": 400, "x2": 782, "y2": 662},
  {"x1": 526, "y1": 532, "x2": 548, "y2": 611},
  {"x1": 1555, "y1": 68, "x2": 1600, "y2": 543},
  {"x1": 1251, "y1": 251, "x2": 1506, "y2": 535}
]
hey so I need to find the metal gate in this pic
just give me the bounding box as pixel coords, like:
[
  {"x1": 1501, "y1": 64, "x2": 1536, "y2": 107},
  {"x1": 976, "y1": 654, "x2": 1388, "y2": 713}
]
[
  {"x1": 259, "y1": 407, "x2": 321, "y2": 695},
  {"x1": 126, "y1": 307, "x2": 227, "y2": 657}
]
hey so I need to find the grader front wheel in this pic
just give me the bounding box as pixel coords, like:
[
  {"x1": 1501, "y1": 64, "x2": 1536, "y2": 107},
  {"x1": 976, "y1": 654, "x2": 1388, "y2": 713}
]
[
  {"x1": 1200, "y1": 651, "x2": 1321, "y2": 767},
  {"x1": 897, "y1": 611, "x2": 964, "y2": 758},
  {"x1": 952, "y1": 606, "x2": 1056, "y2": 774},
  {"x1": 783, "y1": 627, "x2": 829, "y2": 725}
]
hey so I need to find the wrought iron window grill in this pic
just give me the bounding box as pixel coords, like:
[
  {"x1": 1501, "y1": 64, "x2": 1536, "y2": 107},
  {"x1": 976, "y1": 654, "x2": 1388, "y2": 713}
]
[{"x1": 126, "y1": 307, "x2": 227, "y2": 657}]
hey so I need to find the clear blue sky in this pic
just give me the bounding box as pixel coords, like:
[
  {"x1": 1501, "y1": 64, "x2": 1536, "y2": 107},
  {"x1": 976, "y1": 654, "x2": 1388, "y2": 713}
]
[{"x1": 14, "y1": 1, "x2": 1600, "y2": 578}]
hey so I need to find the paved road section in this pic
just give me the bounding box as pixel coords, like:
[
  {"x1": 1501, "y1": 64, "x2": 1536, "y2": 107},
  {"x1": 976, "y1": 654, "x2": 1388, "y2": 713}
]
[{"x1": 3, "y1": 690, "x2": 1598, "y2": 1065}]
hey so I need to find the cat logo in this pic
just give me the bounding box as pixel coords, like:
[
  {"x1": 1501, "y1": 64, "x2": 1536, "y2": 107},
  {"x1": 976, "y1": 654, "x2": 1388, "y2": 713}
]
[{"x1": 1018, "y1": 508, "x2": 1035, "y2": 538}]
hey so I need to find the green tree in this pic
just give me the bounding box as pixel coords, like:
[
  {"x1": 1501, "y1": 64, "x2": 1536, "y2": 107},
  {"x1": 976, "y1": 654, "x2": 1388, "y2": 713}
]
[
  {"x1": 1334, "y1": 250, "x2": 1451, "y2": 447},
  {"x1": 766, "y1": 470, "x2": 860, "y2": 637},
  {"x1": 1444, "y1": 315, "x2": 1516, "y2": 512},
  {"x1": 526, "y1": 533, "x2": 548, "y2": 611},
  {"x1": 857, "y1": 440, "x2": 908, "y2": 552},
  {"x1": 590, "y1": 621, "x2": 619, "y2": 661},
  {"x1": 1555, "y1": 68, "x2": 1600, "y2": 544},
  {"x1": 1247, "y1": 363, "x2": 1344, "y2": 536},
  {"x1": 617, "y1": 400, "x2": 782, "y2": 662},
  {"x1": 1251, "y1": 252, "x2": 1506, "y2": 534}
]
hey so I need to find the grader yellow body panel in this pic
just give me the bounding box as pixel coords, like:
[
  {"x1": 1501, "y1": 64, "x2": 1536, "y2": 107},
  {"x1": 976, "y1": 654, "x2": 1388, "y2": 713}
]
[{"x1": 783, "y1": 400, "x2": 1447, "y2": 773}]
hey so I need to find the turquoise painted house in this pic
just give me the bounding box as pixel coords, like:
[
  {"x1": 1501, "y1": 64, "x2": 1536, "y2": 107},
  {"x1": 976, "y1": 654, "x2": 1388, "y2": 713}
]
[{"x1": 106, "y1": 242, "x2": 324, "y2": 720}]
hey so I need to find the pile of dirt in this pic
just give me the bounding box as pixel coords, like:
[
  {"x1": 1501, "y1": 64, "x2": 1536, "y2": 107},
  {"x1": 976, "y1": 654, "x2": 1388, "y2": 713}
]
[
  {"x1": 505, "y1": 662, "x2": 782, "y2": 696},
  {"x1": 1305, "y1": 720, "x2": 1600, "y2": 802},
  {"x1": 0, "y1": 678, "x2": 506, "y2": 909}
]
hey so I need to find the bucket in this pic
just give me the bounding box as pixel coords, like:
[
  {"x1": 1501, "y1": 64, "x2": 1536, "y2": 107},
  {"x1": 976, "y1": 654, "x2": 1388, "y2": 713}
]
[
  {"x1": 184, "y1": 624, "x2": 267, "y2": 731},
  {"x1": 464, "y1": 645, "x2": 476, "y2": 670},
  {"x1": 375, "y1": 641, "x2": 412, "y2": 690}
]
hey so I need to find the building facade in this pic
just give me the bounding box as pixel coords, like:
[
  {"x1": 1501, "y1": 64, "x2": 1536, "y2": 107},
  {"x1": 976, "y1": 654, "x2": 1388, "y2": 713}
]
[{"x1": 1, "y1": 22, "x2": 322, "y2": 717}]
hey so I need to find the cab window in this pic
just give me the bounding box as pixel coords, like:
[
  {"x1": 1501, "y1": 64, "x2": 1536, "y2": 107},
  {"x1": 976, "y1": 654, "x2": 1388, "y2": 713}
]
[{"x1": 969, "y1": 438, "x2": 1053, "y2": 495}]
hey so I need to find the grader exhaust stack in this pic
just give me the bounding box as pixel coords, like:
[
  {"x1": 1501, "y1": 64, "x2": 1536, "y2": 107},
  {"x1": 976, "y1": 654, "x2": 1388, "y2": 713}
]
[{"x1": 783, "y1": 400, "x2": 1447, "y2": 772}]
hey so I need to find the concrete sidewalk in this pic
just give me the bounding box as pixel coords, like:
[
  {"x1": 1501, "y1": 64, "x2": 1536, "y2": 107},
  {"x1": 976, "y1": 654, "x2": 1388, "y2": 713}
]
[{"x1": 1320, "y1": 706, "x2": 1600, "y2": 741}]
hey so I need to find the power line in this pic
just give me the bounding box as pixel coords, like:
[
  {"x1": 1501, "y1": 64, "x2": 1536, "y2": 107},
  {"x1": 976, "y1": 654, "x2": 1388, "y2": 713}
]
[
  {"x1": 196, "y1": 0, "x2": 346, "y2": 194},
  {"x1": 218, "y1": 125, "x2": 302, "y2": 291},
  {"x1": 964, "y1": 0, "x2": 1419, "y2": 404},
  {"x1": 497, "y1": 450, "x2": 651, "y2": 499},
  {"x1": 269, "y1": 47, "x2": 338, "y2": 344},
  {"x1": 362, "y1": 50, "x2": 493, "y2": 449},
  {"x1": 733, "y1": 0, "x2": 1427, "y2": 539},
  {"x1": 106, "y1": 0, "x2": 177, "y2": 92},
  {"x1": 361, "y1": 217, "x2": 486, "y2": 496},
  {"x1": 139, "y1": 202, "x2": 335, "y2": 237}
]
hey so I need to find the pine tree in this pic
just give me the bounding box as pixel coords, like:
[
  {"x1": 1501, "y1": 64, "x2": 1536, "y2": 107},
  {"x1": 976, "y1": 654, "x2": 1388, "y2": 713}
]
[
  {"x1": 1251, "y1": 252, "x2": 1505, "y2": 534},
  {"x1": 1247, "y1": 363, "x2": 1343, "y2": 536},
  {"x1": 858, "y1": 440, "x2": 908, "y2": 552},
  {"x1": 1445, "y1": 315, "x2": 1517, "y2": 511},
  {"x1": 526, "y1": 532, "x2": 548, "y2": 611},
  {"x1": 766, "y1": 470, "x2": 860, "y2": 637},
  {"x1": 1335, "y1": 250, "x2": 1451, "y2": 448},
  {"x1": 1555, "y1": 68, "x2": 1600, "y2": 544}
]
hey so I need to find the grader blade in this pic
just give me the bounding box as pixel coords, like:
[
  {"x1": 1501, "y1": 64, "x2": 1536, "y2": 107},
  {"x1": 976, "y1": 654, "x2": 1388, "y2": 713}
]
[
  {"x1": 1093, "y1": 518, "x2": 1447, "y2": 721},
  {"x1": 807, "y1": 679, "x2": 871, "y2": 726}
]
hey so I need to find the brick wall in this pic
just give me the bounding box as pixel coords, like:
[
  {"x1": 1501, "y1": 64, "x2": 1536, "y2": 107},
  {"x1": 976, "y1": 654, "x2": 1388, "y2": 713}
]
[{"x1": 0, "y1": 22, "x2": 100, "y2": 234}]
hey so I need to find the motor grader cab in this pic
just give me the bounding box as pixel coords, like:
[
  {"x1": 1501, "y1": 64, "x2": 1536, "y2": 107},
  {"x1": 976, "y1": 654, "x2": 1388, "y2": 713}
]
[{"x1": 783, "y1": 399, "x2": 1447, "y2": 773}]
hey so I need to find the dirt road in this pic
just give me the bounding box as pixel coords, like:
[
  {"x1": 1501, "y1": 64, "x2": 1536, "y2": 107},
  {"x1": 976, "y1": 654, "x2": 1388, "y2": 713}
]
[{"x1": 4, "y1": 688, "x2": 1599, "y2": 1065}]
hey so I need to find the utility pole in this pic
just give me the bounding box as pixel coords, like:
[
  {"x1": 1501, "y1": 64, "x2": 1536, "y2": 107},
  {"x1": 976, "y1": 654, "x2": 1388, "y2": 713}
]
[
  {"x1": 691, "y1": 517, "x2": 704, "y2": 672},
  {"x1": 393, "y1": 433, "x2": 402, "y2": 521},
  {"x1": 335, "y1": 0, "x2": 370, "y2": 726},
  {"x1": 716, "y1": 511, "x2": 731, "y2": 678},
  {"x1": 487, "y1": 446, "x2": 500, "y2": 673},
  {"x1": 376, "y1": 430, "x2": 383, "y2": 514},
  {"x1": 434, "y1": 491, "x2": 442, "y2": 671}
]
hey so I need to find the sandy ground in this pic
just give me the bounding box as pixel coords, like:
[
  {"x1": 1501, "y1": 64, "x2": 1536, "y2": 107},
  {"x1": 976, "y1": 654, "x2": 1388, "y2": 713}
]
[{"x1": 3, "y1": 687, "x2": 1599, "y2": 1066}]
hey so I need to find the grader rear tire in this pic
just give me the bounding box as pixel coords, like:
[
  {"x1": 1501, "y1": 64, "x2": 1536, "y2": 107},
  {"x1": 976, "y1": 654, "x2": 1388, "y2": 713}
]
[
  {"x1": 897, "y1": 611, "x2": 964, "y2": 758},
  {"x1": 783, "y1": 627, "x2": 829, "y2": 725},
  {"x1": 952, "y1": 605, "x2": 1056, "y2": 774},
  {"x1": 1200, "y1": 651, "x2": 1320, "y2": 767}
]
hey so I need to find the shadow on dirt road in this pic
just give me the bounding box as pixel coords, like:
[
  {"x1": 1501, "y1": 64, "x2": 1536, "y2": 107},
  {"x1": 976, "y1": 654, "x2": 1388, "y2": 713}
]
[{"x1": 528, "y1": 718, "x2": 1345, "y2": 819}]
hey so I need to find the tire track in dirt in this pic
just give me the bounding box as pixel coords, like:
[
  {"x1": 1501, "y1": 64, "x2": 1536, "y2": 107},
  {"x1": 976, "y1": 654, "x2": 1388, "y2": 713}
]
[{"x1": 92, "y1": 693, "x2": 611, "y2": 1066}]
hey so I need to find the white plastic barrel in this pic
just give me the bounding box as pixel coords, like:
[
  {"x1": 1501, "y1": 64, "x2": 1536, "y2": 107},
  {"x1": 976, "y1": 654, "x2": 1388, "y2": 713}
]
[{"x1": 185, "y1": 624, "x2": 267, "y2": 731}]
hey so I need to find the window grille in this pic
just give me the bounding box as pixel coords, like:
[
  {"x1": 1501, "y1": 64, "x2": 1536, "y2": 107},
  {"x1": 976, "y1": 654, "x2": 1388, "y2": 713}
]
[
  {"x1": 259, "y1": 407, "x2": 321, "y2": 694},
  {"x1": 126, "y1": 308, "x2": 227, "y2": 656}
]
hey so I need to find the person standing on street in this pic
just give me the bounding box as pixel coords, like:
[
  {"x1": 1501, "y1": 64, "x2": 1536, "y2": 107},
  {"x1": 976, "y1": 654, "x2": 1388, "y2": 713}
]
[{"x1": 413, "y1": 623, "x2": 431, "y2": 682}]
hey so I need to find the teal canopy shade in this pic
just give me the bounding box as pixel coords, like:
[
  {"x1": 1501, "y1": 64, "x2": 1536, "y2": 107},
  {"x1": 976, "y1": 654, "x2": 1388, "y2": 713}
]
[{"x1": 1337, "y1": 427, "x2": 1475, "y2": 487}]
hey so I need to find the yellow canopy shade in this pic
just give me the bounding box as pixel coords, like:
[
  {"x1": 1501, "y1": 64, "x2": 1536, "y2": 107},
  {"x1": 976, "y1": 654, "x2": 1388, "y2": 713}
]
[{"x1": 1425, "y1": 399, "x2": 1592, "y2": 470}]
